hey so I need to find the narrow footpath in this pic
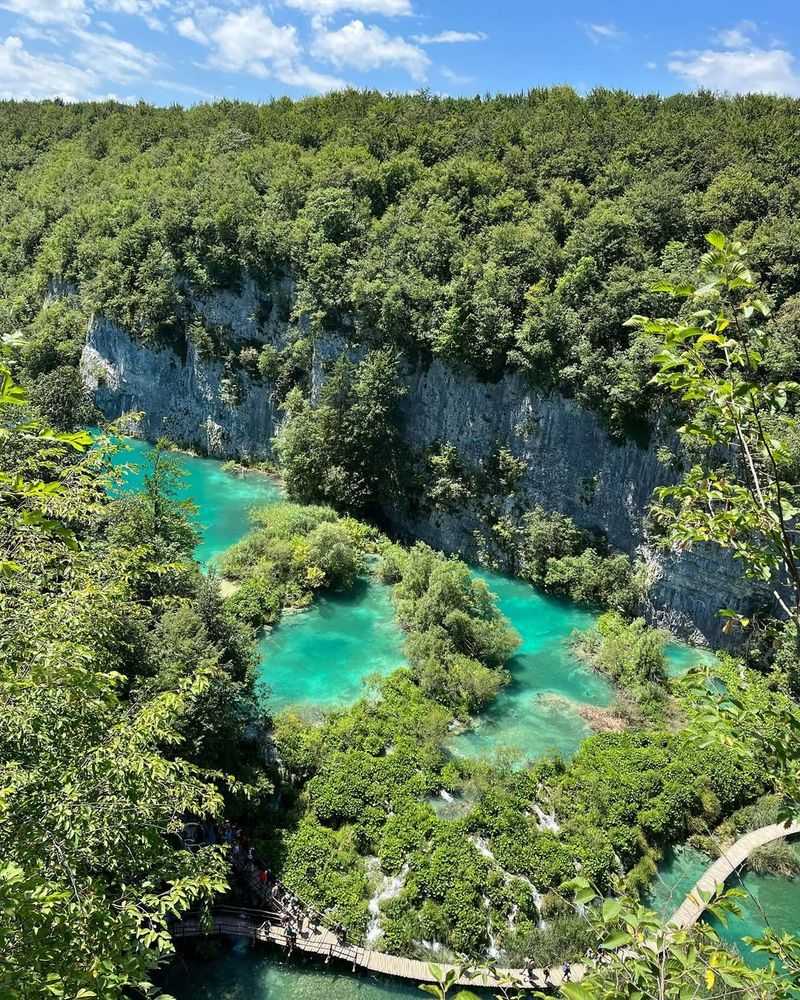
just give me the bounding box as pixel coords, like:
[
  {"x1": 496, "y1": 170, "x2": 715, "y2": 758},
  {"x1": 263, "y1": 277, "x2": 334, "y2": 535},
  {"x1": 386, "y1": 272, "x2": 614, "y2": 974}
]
[{"x1": 174, "y1": 820, "x2": 800, "y2": 991}]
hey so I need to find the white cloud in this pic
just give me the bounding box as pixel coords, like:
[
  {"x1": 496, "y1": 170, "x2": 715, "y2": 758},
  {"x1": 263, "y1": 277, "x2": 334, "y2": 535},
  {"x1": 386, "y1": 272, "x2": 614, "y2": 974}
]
[
  {"x1": 714, "y1": 20, "x2": 757, "y2": 49},
  {"x1": 284, "y1": 0, "x2": 412, "y2": 16},
  {"x1": 0, "y1": 0, "x2": 88, "y2": 27},
  {"x1": 441, "y1": 66, "x2": 473, "y2": 84},
  {"x1": 197, "y1": 5, "x2": 346, "y2": 92},
  {"x1": 175, "y1": 15, "x2": 208, "y2": 44},
  {"x1": 208, "y1": 7, "x2": 301, "y2": 75},
  {"x1": 0, "y1": 34, "x2": 94, "y2": 98},
  {"x1": 153, "y1": 76, "x2": 214, "y2": 99},
  {"x1": 583, "y1": 22, "x2": 623, "y2": 44},
  {"x1": 278, "y1": 63, "x2": 347, "y2": 90},
  {"x1": 669, "y1": 45, "x2": 800, "y2": 96},
  {"x1": 312, "y1": 18, "x2": 429, "y2": 80},
  {"x1": 72, "y1": 27, "x2": 159, "y2": 82},
  {"x1": 94, "y1": 0, "x2": 168, "y2": 31},
  {"x1": 414, "y1": 30, "x2": 486, "y2": 45},
  {"x1": 645, "y1": 60, "x2": 657, "y2": 70}
]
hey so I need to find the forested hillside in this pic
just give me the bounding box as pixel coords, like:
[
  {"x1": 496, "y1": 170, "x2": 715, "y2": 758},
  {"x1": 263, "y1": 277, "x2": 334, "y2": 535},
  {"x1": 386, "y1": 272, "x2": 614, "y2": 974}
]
[
  {"x1": 2, "y1": 89, "x2": 800, "y2": 439},
  {"x1": 4, "y1": 92, "x2": 800, "y2": 999}
]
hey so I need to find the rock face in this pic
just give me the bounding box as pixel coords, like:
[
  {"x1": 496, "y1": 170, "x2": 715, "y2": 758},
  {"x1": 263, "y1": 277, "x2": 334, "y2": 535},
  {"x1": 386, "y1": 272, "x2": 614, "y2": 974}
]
[
  {"x1": 81, "y1": 277, "x2": 287, "y2": 460},
  {"x1": 81, "y1": 291, "x2": 756, "y2": 645},
  {"x1": 388, "y1": 355, "x2": 755, "y2": 644}
]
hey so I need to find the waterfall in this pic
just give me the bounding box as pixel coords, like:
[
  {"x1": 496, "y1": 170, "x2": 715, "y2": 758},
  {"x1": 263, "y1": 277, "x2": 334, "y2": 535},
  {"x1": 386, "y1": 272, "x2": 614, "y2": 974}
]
[{"x1": 365, "y1": 861, "x2": 408, "y2": 946}]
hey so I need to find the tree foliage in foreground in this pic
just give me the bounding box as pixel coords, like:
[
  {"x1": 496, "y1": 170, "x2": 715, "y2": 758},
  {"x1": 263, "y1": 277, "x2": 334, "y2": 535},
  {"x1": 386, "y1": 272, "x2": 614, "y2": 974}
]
[
  {"x1": 542, "y1": 236, "x2": 800, "y2": 998},
  {"x1": 0, "y1": 361, "x2": 271, "y2": 998},
  {"x1": 630, "y1": 231, "x2": 800, "y2": 625}
]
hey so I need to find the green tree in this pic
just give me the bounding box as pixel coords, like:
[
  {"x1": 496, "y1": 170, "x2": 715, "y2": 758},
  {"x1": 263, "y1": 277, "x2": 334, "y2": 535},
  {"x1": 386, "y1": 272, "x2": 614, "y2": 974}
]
[
  {"x1": 629, "y1": 232, "x2": 800, "y2": 627},
  {"x1": 274, "y1": 348, "x2": 407, "y2": 515},
  {"x1": 0, "y1": 363, "x2": 235, "y2": 997}
]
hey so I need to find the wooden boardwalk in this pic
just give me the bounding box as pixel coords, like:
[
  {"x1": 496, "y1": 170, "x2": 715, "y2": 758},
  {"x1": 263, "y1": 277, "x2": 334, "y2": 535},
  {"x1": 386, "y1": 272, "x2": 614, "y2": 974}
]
[
  {"x1": 668, "y1": 819, "x2": 800, "y2": 930},
  {"x1": 173, "y1": 821, "x2": 798, "y2": 991},
  {"x1": 173, "y1": 908, "x2": 584, "y2": 990}
]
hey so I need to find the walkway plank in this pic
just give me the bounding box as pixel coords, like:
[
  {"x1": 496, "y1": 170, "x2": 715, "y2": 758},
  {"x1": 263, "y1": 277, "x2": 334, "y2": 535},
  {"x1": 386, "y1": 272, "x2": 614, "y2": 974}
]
[
  {"x1": 668, "y1": 820, "x2": 800, "y2": 930},
  {"x1": 173, "y1": 821, "x2": 798, "y2": 990}
]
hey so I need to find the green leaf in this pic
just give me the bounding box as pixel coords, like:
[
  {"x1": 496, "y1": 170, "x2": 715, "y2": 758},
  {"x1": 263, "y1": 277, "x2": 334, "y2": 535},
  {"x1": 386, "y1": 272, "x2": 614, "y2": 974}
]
[
  {"x1": 561, "y1": 984, "x2": 595, "y2": 1000},
  {"x1": 600, "y1": 931, "x2": 633, "y2": 949}
]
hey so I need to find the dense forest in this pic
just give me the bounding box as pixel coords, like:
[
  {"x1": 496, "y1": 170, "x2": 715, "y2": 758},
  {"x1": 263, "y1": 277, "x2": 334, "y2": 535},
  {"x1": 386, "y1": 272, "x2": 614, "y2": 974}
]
[
  {"x1": 3, "y1": 91, "x2": 800, "y2": 999},
  {"x1": 2, "y1": 89, "x2": 800, "y2": 441}
]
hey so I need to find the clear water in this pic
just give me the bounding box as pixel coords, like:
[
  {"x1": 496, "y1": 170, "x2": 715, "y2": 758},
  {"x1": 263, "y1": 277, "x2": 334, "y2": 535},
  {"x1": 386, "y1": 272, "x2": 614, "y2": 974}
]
[
  {"x1": 111, "y1": 438, "x2": 710, "y2": 753},
  {"x1": 258, "y1": 579, "x2": 407, "y2": 713},
  {"x1": 448, "y1": 571, "x2": 612, "y2": 761},
  {"x1": 649, "y1": 844, "x2": 800, "y2": 968},
  {"x1": 107, "y1": 437, "x2": 281, "y2": 566},
  {"x1": 111, "y1": 437, "x2": 710, "y2": 753},
  {"x1": 161, "y1": 940, "x2": 423, "y2": 999},
  {"x1": 664, "y1": 640, "x2": 717, "y2": 677},
  {"x1": 447, "y1": 571, "x2": 710, "y2": 762},
  {"x1": 110, "y1": 439, "x2": 726, "y2": 995}
]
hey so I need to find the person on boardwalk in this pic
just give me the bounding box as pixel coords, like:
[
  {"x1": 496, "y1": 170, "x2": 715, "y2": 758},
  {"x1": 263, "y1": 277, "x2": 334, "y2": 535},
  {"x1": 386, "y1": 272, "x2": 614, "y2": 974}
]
[
  {"x1": 523, "y1": 958, "x2": 536, "y2": 984},
  {"x1": 562, "y1": 961, "x2": 571, "y2": 983}
]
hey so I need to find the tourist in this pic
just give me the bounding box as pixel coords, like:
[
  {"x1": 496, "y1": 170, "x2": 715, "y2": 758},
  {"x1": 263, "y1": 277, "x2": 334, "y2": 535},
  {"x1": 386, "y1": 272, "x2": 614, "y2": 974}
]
[{"x1": 562, "y1": 961, "x2": 571, "y2": 982}]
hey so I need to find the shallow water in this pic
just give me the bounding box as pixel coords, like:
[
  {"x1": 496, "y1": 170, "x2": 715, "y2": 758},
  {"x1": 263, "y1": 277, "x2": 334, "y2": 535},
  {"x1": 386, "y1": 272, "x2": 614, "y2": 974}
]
[
  {"x1": 649, "y1": 843, "x2": 800, "y2": 968},
  {"x1": 112, "y1": 437, "x2": 709, "y2": 754},
  {"x1": 108, "y1": 436, "x2": 281, "y2": 565},
  {"x1": 448, "y1": 571, "x2": 709, "y2": 762},
  {"x1": 448, "y1": 571, "x2": 612, "y2": 761},
  {"x1": 257, "y1": 578, "x2": 407, "y2": 712},
  {"x1": 162, "y1": 940, "x2": 423, "y2": 999}
]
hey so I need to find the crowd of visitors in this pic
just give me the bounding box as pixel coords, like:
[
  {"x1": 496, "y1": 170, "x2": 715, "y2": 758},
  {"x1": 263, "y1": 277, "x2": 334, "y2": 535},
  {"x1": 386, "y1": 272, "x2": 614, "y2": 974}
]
[{"x1": 214, "y1": 820, "x2": 350, "y2": 959}]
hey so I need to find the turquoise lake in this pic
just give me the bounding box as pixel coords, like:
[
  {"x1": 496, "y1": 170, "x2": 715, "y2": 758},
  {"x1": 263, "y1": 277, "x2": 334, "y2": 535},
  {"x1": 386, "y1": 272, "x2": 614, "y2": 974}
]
[
  {"x1": 111, "y1": 437, "x2": 794, "y2": 994},
  {"x1": 650, "y1": 843, "x2": 800, "y2": 968},
  {"x1": 111, "y1": 436, "x2": 711, "y2": 755},
  {"x1": 258, "y1": 579, "x2": 407, "y2": 713}
]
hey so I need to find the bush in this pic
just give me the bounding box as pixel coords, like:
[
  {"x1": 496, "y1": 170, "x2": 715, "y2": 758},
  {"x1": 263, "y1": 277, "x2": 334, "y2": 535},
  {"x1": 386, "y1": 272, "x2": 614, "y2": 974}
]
[
  {"x1": 544, "y1": 549, "x2": 641, "y2": 613},
  {"x1": 389, "y1": 543, "x2": 520, "y2": 713},
  {"x1": 500, "y1": 915, "x2": 596, "y2": 967},
  {"x1": 306, "y1": 521, "x2": 363, "y2": 589},
  {"x1": 218, "y1": 501, "x2": 367, "y2": 625},
  {"x1": 518, "y1": 506, "x2": 587, "y2": 586},
  {"x1": 573, "y1": 611, "x2": 669, "y2": 718}
]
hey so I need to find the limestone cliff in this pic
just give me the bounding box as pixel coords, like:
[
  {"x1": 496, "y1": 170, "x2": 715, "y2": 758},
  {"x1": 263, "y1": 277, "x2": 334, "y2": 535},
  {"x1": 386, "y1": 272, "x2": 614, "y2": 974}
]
[
  {"x1": 81, "y1": 277, "x2": 285, "y2": 460},
  {"x1": 81, "y1": 291, "x2": 756, "y2": 645}
]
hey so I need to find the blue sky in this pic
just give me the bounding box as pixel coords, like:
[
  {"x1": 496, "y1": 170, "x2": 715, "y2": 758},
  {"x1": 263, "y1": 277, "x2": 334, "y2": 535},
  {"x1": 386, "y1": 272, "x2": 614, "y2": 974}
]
[{"x1": 0, "y1": 0, "x2": 798, "y2": 105}]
